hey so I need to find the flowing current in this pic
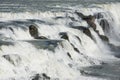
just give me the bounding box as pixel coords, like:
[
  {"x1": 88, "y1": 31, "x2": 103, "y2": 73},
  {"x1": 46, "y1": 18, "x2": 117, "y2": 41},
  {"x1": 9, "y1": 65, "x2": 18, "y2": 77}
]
[{"x1": 0, "y1": 0, "x2": 120, "y2": 80}]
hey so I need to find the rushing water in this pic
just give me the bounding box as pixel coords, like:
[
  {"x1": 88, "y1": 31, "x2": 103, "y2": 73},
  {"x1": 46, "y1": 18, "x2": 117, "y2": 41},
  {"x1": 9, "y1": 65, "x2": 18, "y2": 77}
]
[{"x1": 0, "y1": 0, "x2": 120, "y2": 80}]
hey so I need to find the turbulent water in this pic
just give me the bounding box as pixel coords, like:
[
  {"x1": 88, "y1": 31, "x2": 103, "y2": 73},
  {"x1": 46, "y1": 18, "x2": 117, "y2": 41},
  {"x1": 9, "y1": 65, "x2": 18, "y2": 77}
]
[{"x1": 0, "y1": 0, "x2": 120, "y2": 80}]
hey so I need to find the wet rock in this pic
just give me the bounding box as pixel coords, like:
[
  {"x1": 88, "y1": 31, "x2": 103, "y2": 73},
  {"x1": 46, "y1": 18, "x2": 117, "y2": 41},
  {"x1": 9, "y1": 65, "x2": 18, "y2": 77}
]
[
  {"x1": 83, "y1": 29, "x2": 92, "y2": 39},
  {"x1": 67, "y1": 52, "x2": 72, "y2": 60},
  {"x1": 3, "y1": 54, "x2": 21, "y2": 66},
  {"x1": 29, "y1": 25, "x2": 39, "y2": 38},
  {"x1": 84, "y1": 15, "x2": 96, "y2": 30},
  {"x1": 74, "y1": 12, "x2": 98, "y2": 39},
  {"x1": 42, "y1": 73, "x2": 50, "y2": 79},
  {"x1": 75, "y1": 36, "x2": 81, "y2": 43},
  {"x1": 94, "y1": 13, "x2": 104, "y2": 19},
  {"x1": 70, "y1": 26, "x2": 88, "y2": 31},
  {"x1": 59, "y1": 32, "x2": 69, "y2": 41},
  {"x1": 100, "y1": 19, "x2": 109, "y2": 31},
  {"x1": 75, "y1": 12, "x2": 86, "y2": 19},
  {"x1": 75, "y1": 12, "x2": 96, "y2": 30},
  {"x1": 54, "y1": 16, "x2": 65, "y2": 20},
  {"x1": 29, "y1": 25, "x2": 48, "y2": 39},
  {"x1": 35, "y1": 36, "x2": 48, "y2": 39},
  {"x1": 99, "y1": 35, "x2": 109, "y2": 42},
  {"x1": 32, "y1": 74, "x2": 39, "y2": 80},
  {"x1": 8, "y1": 27, "x2": 14, "y2": 34},
  {"x1": 71, "y1": 43, "x2": 80, "y2": 53},
  {"x1": 32, "y1": 73, "x2": 50, "y2": 80}
]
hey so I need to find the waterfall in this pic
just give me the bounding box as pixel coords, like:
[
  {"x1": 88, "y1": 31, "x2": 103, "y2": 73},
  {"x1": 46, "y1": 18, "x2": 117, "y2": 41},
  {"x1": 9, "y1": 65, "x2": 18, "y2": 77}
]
[{"x1": 0, "y1": 2, "x2": 120, "y2": 80}]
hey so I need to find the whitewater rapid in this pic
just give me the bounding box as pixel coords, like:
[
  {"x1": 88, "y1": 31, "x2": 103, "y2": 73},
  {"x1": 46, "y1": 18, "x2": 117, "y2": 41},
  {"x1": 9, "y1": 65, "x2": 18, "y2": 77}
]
[{"x1": 0, "y1": 2, "x2": 120, "y2": 80}]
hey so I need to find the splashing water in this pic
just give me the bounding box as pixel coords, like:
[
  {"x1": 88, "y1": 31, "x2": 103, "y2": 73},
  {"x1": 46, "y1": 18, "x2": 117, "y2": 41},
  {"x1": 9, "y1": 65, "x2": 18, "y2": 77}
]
[{"x1": 0, "y1": 1, "x2": 120, "y2": 80}]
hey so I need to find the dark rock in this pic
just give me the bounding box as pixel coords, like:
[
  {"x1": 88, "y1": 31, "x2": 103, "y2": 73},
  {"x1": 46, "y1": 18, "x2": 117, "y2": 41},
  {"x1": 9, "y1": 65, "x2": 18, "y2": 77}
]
[
  {"x1": 75, "y1": 12, "x2": 96, "y2": 30},
  {"x1": 32, "y1": 73, "x2": 50, "y2": 80},
  {"x1": 29, "y1": 25, "x2": 48, "y2": 39},
  {"x1": 100, "y1": 19, "x2": 109, "y2": 31},
  {"x1": 99, "y1": 35, "x2": 109, "y2": 42},
  {"x1": 75, "y1": 36, "x2": 81, "y2": 43},
  {"x1": 94, "y1": 13, "x2": 104, "y2": 19},
  {"x1": 32, "y1": 74, "x2": 39, "y2": 80},
  {"x1": 68, "y1": 16, "x2": 77, "y2": 21},
  {"x1": 71, "y1": 43, "x2": 80, "y2": 53},
  {"x1": 59, "y1": 32, "x2": 69, "y2": 41},
  {"x1": 8, "y1": 27, "x2": 14, "y2": 34},
  {"x1": 35, "y1": 36, "x2": 48, "y2": 39},
  {"x1": 29, "y1": 25, "x2": 39, "y2": 38},
  {"x1": 3, "y1": 54, "x2": 21, "y2": 66},
  {"x1": 75, "y1": 11, "x2": 86, "y2": 19},
  {"x1": 87, "y1": 20, "x2": 96, "y2": 30},
  {"x1": 42, "y1": 73, "x2": 50, "y2": 79},
  {"x1": 75, "y1": 12, "x2": 109, "y2": 43},
  {"x1": 83, "y1": 29, "x2": 92, "y2": 39},
  {"x1": 70, "y1": 26, "x2": 88, "y2": 31},
  {"x1": 80, "y1": 70, "x2": 87, "y2": 75},
  {"x1": 54, "y1": 16, "x2": 64, "y2": 20},
  {"x1": 85, "y1": 15, "x2": 96, "y2": 30},
  {"x1": 67, "y1": 52, "x2": 72, "y2": 60}
]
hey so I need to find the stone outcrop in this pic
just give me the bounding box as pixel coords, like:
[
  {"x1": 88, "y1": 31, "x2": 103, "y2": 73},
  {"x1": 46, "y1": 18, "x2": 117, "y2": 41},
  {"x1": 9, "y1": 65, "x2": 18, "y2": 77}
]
[
  {"x1": 75, "y1": 12, "x2": 109, "y2": 42},
  {"x1": 29, "y1": 25, "x2": 47, "y2": 39},
  {"x1": 75, "y1": 12, "x2": 96, "y2": 30}
]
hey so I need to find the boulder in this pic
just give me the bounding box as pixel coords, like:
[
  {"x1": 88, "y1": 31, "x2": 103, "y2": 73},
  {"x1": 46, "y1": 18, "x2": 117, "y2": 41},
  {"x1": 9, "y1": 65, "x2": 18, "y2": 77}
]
[
  {"x1": 29, "y1": 25, "x2": 48, "y2": 39},
  {"x1": 29, "y1": 25, "x2": 39, "y2": 38}
]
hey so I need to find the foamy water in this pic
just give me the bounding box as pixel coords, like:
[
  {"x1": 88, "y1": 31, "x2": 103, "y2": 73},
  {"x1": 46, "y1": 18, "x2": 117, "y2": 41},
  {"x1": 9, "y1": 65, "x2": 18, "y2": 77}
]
[{"x1": 0, "y1": 1, "x2": 120, "y2": 80}]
